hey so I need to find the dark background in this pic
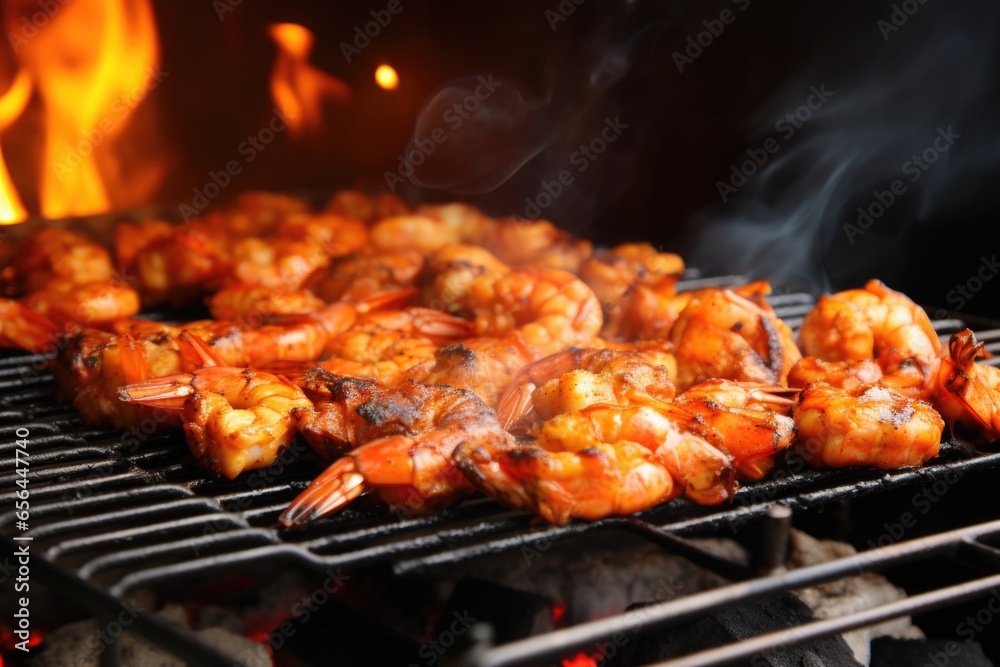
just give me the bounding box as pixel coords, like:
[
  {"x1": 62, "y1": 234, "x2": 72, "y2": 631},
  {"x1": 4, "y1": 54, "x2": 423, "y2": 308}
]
[{"x1": 31, "y1": 1, "x2": 1000, "y2": 314}]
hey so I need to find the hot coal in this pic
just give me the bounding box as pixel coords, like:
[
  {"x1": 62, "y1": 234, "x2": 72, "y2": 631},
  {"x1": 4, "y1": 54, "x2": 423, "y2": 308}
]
[{"x1": 434, "y1": 577, "x2": 555, "y2": 646}]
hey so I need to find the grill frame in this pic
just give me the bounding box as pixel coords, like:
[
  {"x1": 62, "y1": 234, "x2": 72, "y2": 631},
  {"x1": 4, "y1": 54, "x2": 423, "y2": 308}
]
[{"x1": 2, "y1": 279, "x2": 999, "y2": 666}]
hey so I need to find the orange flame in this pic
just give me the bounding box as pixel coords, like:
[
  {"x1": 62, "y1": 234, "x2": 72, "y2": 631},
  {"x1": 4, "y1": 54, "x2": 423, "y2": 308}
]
[
  {"x1": 0, "y1": 68, "x2": 31, "y2": 223},
  {"x1": 268, "y1": 22, "x2": 350, "y2": 137},
  {"x1": 374, "y1": 64, "x2": 399, "y2": 91},
  {"x1": 3, "y1": 0, "x2": 160, "y2": 220}
]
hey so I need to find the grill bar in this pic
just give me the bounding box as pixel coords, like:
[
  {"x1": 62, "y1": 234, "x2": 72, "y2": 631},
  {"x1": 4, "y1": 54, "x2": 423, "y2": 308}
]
[
  {"x1": 3, "y1": 536, "x2": 253, "y2": 667},
  {"x1": 468, "y1": 518, "x2": 1000, "y2": 667},
  {"x1": 1, "y1": 287, "x2": 998, "y2": 666}
]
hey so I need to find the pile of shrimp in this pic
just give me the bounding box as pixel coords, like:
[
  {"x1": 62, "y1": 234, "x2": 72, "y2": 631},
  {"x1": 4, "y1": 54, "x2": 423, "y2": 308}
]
[{"x1": 2, "y1": 190, "x2": 997, "y2": 527}]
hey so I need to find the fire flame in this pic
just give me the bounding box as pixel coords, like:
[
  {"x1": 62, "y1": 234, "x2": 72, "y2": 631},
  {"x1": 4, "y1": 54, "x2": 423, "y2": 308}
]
[
  {"x1": 375, "y1": 64, "x2": 399, "y2": 91},
  {"x1": 0, "y1": 0, "x2": 161, "y2": 221},
  {"x1": 268, "y1": 23, "x2": 350, "y2": 138},
  {"x1": 0, "y1": 68, "x2": 31, "y2": 223}
]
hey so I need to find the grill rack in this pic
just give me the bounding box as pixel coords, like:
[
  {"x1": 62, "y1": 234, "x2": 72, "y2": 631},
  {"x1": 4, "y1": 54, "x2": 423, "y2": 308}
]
[{"x1": 1, "y1": 278, "x2": 999, "y2": 666}]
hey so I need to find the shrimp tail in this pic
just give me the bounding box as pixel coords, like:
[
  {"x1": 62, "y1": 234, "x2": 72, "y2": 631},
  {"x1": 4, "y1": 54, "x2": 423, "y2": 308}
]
[
  {"x1": 409, "y1": 309, "x2": 476, "y2": 340},
  {"x1": 279, "y1": 457, "x2": 366, "y2": 527},
  {"x1": 178, "y1": 330, "x2": 226, "y2": 369},
  {"x1": 118, "y1": 372, "x2": 195, "y2": 410},
  {"x1": 496, "y1": 382, "x2": 537, "y2": 430},
  {"x1": 356, "y1": 287, "x2": 418, "y2": 312},
  {"x1": 950, "y1": 329, "x2": 989, "y2": 367},
  {"x1": 116, "y1": 334, "x2": 151, "y2": 384}
]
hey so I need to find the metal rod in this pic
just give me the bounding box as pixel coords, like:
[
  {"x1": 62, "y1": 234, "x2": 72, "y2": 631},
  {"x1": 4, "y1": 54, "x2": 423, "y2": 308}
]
[
  {"x1": 5, "y1": 537, "x2": 253, "y2": 667},
  {"x1": 467, "y1": 519, "x2": 1000, "y2": 667},
  {"x1": 647, "y1": 572, "x2": 1000, "y2": 667},
  {"x1": 754, "y1": 505, "x2": 792, "y2": 576}
]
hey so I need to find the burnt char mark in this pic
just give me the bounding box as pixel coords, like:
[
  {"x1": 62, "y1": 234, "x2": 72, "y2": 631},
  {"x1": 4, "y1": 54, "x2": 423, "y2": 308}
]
[
  {"x1": 760, "y1": 315, "x2": 784, "y2": 374},
  {"x1": 433, "y1": 343, "x2": 478, "y2": 370}
]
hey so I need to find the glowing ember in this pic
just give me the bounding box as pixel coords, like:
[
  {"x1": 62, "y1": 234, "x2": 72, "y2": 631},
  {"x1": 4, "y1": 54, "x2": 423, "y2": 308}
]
[
  {"x1": 268, "y1": 22, "x2": 350, "y2": 138},
  {"x1": 562, "y1": 652, "x2": 598, "y2": 667},
  {"x1": 551, "y1": 599, "x2": 567, "y2": 624},
  {"x1": 0, "y1": 68, "x2": 31, "y2": 224},
  {"x1": 4, "y1": 0, "x2": 161, "y2": 219},
  {"x1": 375, "y1": 64, "x2": 399, "y2": 91}
]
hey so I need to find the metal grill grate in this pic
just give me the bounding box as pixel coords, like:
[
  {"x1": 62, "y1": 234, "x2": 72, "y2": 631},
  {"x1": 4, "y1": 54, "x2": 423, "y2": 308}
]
[{"x1": 2, "y1": 278, "x2": 999, "y2": 666}]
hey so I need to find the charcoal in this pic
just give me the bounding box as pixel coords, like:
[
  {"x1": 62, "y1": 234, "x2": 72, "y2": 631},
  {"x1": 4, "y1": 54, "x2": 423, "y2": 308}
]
[
  {"x1": 870, "y1": 637, "x2": 994, "y2": 667},
  {"x1": 434, "y1": 576, "x2": 555, "y2": 646},
  {"x1": 602, "y1": 592, "x2": 861, "y2": 667}
]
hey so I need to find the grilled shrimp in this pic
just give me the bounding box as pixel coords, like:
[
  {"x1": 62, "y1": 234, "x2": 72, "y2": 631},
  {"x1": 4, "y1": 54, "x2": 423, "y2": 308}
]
[
  {"x1": 227, "y1": 214, "x2": 368, "y2": 293},
  {"x1": 70, "y1": 334, "x2": 186, "y2": 427},
  {"x1": 454, "y1": 403, "x2": 741, "y2": 524},
  {"x1": 456, "y1": 439, "x2": 678, "y2": 525},
  {"x1": 197, "y1": 289, "x2": 417, "y2": 367},
  {"x1": 280, "y1": 377, "x2": 504, "y2": 525},
  {"x1": 418, "y1": 244, "x2": 509, "y2": 314},
  {"x1": 115, "y1": 219, "x2": 174, "y2": 272},
  {"x1": 132, "y1": 227, "x2": 230, "y2": 307},
  {"x1": 578, "y1": 243, "x2": 685, "y2": 336},
  {"x1": 0, "y1": 298, "x2": 61, "y2": 353},
  {"x1": 325, "y1": 190, "x2": 410, "y2": 222},
  {"x1": 495, "y1": 346, "x2": 677, "y2": 429},
  {"x1": 618, "y1": 280, "x2": 772, "y2": 344},
  {"x1": 481, "y1": 218, "x2": 593, "y2": 272},
  {"x1": 670, "y1": 287, "x2": 801, "y2": 389},
  {"x1": 793, "y1": 382, "x2": 944, "y2": 469},
  {"x1": 420, "y1": 269, "x2": 603, "y2": 406},
  {"x1": 120, "y1": 367, "x2": 312, "y2": 479},
  {"x1": 464, "y1": 268, "x2": 602, "y2": 350},
  {"x1": 7, "y1": 228, "x2": 114, "y2": 294},
  {"x1": 797, "y1": 279, "x2": 939, "y2": 364},
  {"x1": 307, "y1": 250, "x2": 425, "y2": 303},
  {"x1": 266, "y1": 307, "x2": 474, "y2": 388},
  {"x1": 21, "y1": 279, "x2": 140, "y2": 329},
  {"x1": 670, "y1": 380, "x2": 797, "y2": 479},
  {"x1": 934, "y1": 329, "x2": 1000, "y2": 443},
  {"x1": 207, "y1": 284, "x2": 327, "y2": 321},
  {"x1": 369, "y1": 215, "x2": 463, "y2": 254}
]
